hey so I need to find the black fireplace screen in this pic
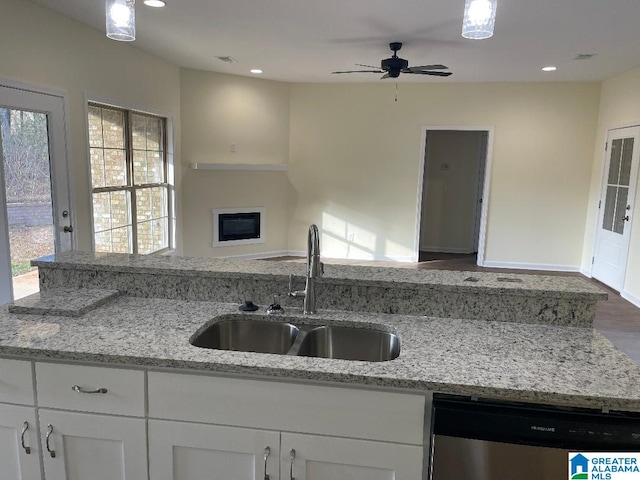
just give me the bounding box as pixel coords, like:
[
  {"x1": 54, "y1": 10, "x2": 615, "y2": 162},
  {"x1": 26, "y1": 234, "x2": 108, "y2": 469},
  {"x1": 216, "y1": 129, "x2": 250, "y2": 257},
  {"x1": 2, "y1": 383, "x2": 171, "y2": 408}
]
[{"x1": 218, "y1": 212, "x2": 261, "y2": 241}]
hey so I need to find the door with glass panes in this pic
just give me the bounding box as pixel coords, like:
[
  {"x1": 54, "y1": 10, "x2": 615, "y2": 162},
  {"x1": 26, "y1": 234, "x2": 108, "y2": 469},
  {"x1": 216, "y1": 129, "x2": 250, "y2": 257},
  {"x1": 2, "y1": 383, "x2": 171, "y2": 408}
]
[
  {"x1": 0, "y1": 84, "x2": 72, "y2": 306},
  {"x1": 592, "y1": 126, "x2": 640, "y2": 291}
]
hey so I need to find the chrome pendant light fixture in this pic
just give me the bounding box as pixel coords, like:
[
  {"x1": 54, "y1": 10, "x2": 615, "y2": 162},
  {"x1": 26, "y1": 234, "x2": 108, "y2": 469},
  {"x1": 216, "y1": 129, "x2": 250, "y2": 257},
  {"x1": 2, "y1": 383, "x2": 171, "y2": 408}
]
[
  {"x1": 106, "y1": 0, "x2": 136, "y2": 42},
  {"x1": 461, "y1": 0, "x2": 497, "y2": 40}
]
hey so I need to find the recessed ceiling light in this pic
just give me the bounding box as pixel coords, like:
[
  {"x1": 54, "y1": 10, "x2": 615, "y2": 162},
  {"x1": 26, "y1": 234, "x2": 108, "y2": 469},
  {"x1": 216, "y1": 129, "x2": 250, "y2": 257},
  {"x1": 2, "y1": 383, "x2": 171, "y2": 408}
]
[
  {"x1": 143, "y1": 0, "x2": 166, "y2": 7},
  {"x1": 250, "y1": 69, "x2": 263, "y2": 74},
  {"x1": 541, "y1": 66, "x2": 557, "y2": 72}
]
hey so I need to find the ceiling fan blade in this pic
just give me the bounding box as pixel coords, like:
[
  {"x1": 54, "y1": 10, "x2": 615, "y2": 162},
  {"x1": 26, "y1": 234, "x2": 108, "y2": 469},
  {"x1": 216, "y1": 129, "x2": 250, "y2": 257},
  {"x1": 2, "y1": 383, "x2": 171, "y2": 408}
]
[
  {"x1": 332, "y1": 70, "x2": 384, "y2": 74},
  {"x1": 405, "y1": 64, "x2": 449, "y2": 71},
  {"x1": 355, "y1": 63, "x2": 381, "y2": 69},
  {"x1": 405, "y1": 70, "x2": 453, "y2": 77},
  {"x1": 380, "y1": 73, "x2": 390, "y2": 80}
]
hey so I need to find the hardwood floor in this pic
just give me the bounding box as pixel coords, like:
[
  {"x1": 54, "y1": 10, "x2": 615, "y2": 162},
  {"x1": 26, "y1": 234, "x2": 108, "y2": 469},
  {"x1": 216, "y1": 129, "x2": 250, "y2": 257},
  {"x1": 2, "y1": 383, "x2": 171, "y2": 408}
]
[{"x1": 268, "y1": 253, "x2": 640, "y2": 364}]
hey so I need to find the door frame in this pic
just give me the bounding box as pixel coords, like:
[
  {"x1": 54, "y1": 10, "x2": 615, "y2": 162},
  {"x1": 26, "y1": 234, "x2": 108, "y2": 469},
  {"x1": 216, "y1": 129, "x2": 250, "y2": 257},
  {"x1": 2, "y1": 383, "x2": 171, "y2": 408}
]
[
  {"x1": 414, "y1": 126, "x2": 494, "y2": 265},
  {"x1": 588, "y1": 122, "x2": 640, "y2": 291},
  {"x1": 0, "y1": 77, "x2": 74, "y2": 304}
]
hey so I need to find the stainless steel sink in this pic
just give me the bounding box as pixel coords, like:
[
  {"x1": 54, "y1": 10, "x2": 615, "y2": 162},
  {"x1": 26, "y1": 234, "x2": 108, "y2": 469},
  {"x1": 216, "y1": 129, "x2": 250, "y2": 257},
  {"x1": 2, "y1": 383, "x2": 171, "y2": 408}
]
[
  {"x1": 190, "y1": 316, "x2": 400, "y2": 361},
  {"x1": 190, "y1": 316, "x2": 299, "y2": 354},
  {"x1": 295, "y1": 325, "x2": 400, "y2": 362}
]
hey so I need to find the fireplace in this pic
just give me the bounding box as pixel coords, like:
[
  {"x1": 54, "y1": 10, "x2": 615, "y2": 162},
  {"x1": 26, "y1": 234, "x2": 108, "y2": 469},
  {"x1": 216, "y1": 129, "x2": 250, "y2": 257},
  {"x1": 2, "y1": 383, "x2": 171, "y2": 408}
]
[{"x1": 212, "y1": 207, "x2": 265, "y2": 247}]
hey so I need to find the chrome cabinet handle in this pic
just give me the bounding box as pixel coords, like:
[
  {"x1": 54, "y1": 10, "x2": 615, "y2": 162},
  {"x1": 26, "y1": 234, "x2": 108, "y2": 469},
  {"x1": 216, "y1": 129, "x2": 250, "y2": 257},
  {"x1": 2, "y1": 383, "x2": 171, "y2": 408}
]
[
  {"x1": 263, "y1": 446, "x2": 270, "y2": 480},
  {"x1": 72, "y1": 385, "x2": 108, "y2": 394},
  {"x1": 289, "y1": 449, "x2": 296, "y2": 480},
  {"x1": 21, "y1": 421, "x2": 31, "y2": 454},
  {"x1": 45, "y1": 424, "x2": 56, "y2": 458}
]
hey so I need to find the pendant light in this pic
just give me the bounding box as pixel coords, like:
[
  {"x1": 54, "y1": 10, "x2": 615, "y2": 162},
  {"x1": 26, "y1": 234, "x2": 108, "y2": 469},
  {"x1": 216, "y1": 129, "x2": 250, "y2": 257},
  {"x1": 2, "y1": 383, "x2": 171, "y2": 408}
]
[
  {"x1": 461, "y1": 0, "x2": 497, "y2": 40},
  {"x1": 106, "y1": 0, "x2": 136, "y2": 42}
]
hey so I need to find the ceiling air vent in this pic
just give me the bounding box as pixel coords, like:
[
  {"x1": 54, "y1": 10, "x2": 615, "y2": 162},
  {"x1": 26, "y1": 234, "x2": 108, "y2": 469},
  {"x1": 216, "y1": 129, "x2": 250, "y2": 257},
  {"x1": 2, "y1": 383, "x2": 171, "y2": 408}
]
[
  {"x1": 573, "y1": 53, "x2": 597, "y2": 61},
  {"x1": 216, "y1": 56, "x2": 238, "y2": 64}
]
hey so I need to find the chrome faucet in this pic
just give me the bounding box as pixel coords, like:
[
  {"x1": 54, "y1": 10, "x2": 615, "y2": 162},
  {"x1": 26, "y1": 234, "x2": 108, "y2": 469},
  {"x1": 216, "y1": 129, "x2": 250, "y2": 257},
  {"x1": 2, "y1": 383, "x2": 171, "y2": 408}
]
[{"x1": 288, "y1": 224, "x2": 323, "y2": 314}]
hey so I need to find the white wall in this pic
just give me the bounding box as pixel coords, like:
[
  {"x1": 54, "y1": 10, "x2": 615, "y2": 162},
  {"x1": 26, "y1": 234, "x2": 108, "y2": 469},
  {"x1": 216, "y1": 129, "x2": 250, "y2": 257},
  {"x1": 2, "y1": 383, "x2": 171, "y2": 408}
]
[
  {"x1": 180, "y1": 69, "x2": 291, "y2": 257},
  {"x1": 288, "y1": 82, "x2": 600, "y2": 267},
  {"x1": 0, "y1": 0, "x2": 181, "y2": 251},
  {"x1": 582, "y1": 67, "x2": 640, "y2": 303},
  {"x1": 420, "y1": 130, "x2": 485, "y2": 254}
]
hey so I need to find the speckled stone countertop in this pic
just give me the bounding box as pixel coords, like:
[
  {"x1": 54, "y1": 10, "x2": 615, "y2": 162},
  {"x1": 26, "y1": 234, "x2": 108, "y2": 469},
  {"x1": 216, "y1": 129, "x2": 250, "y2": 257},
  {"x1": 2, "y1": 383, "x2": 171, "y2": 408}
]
[
  {"x1": 8, "y1": 288, "x2": 120, "y2": 317},
  {"x1": 33, "y1": 251, "x2": 606, "y2": 300},
  {"x1": 1, "y1": 293, "x2": 638, "y2": 411}
]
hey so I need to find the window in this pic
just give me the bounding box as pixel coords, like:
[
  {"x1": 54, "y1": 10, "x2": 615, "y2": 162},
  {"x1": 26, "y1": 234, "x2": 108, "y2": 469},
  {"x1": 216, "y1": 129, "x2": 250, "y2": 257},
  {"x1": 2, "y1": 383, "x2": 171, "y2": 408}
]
[{"x1": 88, "y1": 103, "x2": 171, "y2": 254}]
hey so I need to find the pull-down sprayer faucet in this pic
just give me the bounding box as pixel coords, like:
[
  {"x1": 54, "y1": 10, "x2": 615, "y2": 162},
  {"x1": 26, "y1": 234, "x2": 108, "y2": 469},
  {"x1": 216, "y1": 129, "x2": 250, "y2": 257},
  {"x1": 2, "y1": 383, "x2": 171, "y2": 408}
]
[{"x1": 288, "y1": 224, "x2": 323, "y2": 314}]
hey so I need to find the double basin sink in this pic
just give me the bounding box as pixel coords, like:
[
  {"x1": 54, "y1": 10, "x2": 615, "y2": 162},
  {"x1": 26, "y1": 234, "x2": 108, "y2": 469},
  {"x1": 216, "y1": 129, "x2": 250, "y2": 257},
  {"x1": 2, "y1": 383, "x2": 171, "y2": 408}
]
[{"x1": 190, "y1": 314, "x2": 400, "y2": 362}]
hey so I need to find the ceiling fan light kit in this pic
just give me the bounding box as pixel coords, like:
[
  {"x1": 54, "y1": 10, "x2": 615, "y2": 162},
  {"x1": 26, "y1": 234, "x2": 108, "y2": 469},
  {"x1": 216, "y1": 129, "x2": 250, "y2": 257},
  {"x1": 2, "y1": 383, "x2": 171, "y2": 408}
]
[
  {"x1": 461, "y1": 0, "x2": 497, "y2": 40},
  {"x1": 106, "y1": 0, "x2": 136, "y2": 42}
]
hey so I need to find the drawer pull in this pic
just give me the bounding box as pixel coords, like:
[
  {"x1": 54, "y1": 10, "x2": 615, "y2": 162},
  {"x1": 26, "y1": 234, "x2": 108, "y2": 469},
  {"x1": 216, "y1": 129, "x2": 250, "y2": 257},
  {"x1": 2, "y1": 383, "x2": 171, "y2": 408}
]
[
  {"x1": 72, "y1": 385, "x2": 108, "y2": 394},
  {"x1": 289, "y1": 449, "x2": 296, "y2": 480},
  {"x1": 46, "y1": 424, "x2": 56, "y2": 458},
  {"x1": 21, "y1": 421, "x2": 31, "y2": 454},
  {"x1": 264, "y1": 446, "x2": 270, "y2": 480}
]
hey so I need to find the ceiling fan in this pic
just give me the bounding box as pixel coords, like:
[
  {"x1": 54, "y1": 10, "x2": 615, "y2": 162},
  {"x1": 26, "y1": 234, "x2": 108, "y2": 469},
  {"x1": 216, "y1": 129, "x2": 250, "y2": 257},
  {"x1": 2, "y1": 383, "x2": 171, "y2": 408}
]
[{"x1": 332, "y1": 42, "x2": 452, "y2": 79}]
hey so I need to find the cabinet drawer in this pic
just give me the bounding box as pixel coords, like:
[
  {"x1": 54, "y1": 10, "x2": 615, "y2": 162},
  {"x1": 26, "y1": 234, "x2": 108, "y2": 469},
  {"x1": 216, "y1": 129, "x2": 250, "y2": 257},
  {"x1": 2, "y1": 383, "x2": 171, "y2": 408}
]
[
  {"x1": 0, "y1": 358, "x2": 34, "y2": 405},
  {"x1": 148, "y1": 371, "x2": 426, "y2": 445},
  {"x1": 36, "y1": 363, "x2": 145, "y2": 417}
]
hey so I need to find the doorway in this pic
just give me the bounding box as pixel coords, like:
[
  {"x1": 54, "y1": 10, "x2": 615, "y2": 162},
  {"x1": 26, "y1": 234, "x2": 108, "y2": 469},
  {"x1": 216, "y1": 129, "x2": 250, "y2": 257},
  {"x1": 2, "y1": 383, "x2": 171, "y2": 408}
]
[
  {"x1": 416, "y1": 129, "x2": 490, "y2": 264},
  {"x1": 592, "y1": 126, "x2": 640, "y2": 292},
  {"x1": 0, "y1": 83, "x2": 73, "y2": 305}
]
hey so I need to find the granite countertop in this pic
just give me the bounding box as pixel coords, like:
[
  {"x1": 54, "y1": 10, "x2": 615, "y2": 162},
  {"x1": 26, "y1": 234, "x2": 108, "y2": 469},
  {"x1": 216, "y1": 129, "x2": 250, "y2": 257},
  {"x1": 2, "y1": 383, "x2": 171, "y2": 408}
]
[
  {"x1": 33, "y1": 251, "x2": 607, "y2": 300},
  {"x1": 1, "y1": 292, "x2": 638, "y2": 411}
]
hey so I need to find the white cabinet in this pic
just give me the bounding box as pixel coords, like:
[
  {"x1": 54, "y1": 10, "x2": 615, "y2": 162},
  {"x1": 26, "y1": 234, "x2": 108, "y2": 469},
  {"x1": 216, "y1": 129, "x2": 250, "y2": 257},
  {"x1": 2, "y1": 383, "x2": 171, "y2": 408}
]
[
  {"x1": 33, "y1": 362, "x2": 147, "y2": 480},
  {"x1": 282, "y1": 432, "x2": 423, "y2": 480},
  {"x1": 0, "y1": 404, "x2": 42, "y2": 480},
  {"x1": 149, "y1": 419, "x2": 280, "y2": 480},
  {"x1": 0, "y1": 358, "x2": 428, "y2": 480},
  {"x1": 35, "y1": 362, "x2": 145, "y2": 416},
  {"x1": 39, "y1": 409, "x2": 147, "y2": 480},
  {"x1": 148, "y1": 371, "x2": 428, "y2": 480},
  {"x1": 0, "y1": 358, "x2": 35, "y2": 405}
]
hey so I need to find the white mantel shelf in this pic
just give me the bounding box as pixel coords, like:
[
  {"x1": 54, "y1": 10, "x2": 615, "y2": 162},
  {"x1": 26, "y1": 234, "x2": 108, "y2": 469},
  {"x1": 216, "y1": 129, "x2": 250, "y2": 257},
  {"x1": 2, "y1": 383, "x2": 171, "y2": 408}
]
[{"x1": 190, "y1": 162, "x2": 288, "y2": 171}]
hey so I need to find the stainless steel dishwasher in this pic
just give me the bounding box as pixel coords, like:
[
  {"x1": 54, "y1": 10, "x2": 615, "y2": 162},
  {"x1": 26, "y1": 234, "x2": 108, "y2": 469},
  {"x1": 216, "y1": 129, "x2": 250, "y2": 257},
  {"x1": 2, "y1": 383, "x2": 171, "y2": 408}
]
[{"x1": 429, "y1": 394, "x2": 640, "y2": 480}]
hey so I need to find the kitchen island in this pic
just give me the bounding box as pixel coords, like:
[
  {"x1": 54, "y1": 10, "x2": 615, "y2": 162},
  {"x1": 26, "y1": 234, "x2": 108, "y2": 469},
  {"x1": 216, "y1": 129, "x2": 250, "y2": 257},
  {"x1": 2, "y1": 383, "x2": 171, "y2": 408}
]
[{"x1": 0, "y1": 252, "x2": 635, "y2": 480}]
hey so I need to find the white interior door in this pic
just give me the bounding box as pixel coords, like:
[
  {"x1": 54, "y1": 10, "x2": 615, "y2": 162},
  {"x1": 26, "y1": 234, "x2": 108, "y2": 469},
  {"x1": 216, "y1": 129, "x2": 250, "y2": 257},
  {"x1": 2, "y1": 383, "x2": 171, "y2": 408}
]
[
  {"x1": 0, "y1": 84, "x2": 72, "y2": 305},
  {"x1": 592, "y1": 126, "x2": 640, "y2": 291}
]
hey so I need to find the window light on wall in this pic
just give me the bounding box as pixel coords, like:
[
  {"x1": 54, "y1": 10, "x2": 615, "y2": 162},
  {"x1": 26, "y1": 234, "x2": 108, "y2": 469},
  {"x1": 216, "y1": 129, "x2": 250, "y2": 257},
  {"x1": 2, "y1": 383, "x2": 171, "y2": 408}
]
[
  {"x1": 461, "y1": 0, "x2": 498, "y2": 40},
  {"x1": 106, "y1": 0, "x2": 136, "y2": 42}
]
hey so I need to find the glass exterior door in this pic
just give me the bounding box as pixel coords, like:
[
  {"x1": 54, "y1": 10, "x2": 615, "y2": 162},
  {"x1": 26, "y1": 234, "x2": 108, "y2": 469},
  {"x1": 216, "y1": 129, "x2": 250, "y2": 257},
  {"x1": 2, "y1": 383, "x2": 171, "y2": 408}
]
[{"x1": 0, "y1": 85, "x2": 72, "y2": 305}]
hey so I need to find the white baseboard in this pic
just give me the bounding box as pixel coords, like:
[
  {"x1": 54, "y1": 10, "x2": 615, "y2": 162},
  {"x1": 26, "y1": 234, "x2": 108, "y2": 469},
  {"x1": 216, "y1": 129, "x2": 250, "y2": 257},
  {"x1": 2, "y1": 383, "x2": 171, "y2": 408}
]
[
  {"x1": 218, "y1": 250, "x2": 414, "y2": 263},
  {"x1": 482, "y1": 261, "x2": 581, "y2": 272},
  {"x1": 579, "y1": 267, "x2": 592, "y2": 277},
  {"x1": 216, "y1": 250, "x2": 294, "y2": 260},
  {"x1": 622, "y1": 290, "x2": 640, "y2": 309},
  {"x1": 420, "y1": 246, "x2": 474, "y2": 254}
]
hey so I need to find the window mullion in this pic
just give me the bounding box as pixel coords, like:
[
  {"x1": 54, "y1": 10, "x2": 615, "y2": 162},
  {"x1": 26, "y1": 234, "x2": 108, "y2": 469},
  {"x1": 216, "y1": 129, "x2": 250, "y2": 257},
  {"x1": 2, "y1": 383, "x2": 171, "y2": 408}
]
[{"x1": 125, "y1": 110, "x2": 138, "y2": 254}]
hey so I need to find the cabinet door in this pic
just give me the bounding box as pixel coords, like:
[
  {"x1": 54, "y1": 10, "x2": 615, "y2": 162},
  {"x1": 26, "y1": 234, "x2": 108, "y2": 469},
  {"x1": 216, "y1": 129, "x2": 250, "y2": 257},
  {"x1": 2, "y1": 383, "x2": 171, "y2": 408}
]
[
  {"x1": 39, "y1": 409, "x2": 147, "y2": 480},
  {"x1": 281, "y1": 432, "x2": 423, "y2": 480},
  {"x1": 149, "y1": 419, "x2": 280, "y2": 480},
  {"x1": 0, "y1": 404, "x2": 42, "y2": 480}
]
